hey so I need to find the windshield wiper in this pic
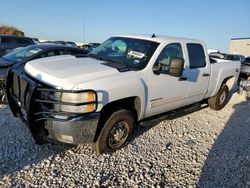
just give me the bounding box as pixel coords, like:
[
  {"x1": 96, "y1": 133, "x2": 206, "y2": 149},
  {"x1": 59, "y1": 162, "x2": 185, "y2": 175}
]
[
  {"x1": 88, "y1": 54, "x2": 132, "y2": 71},
  {"x1": 101, "y1": 57, "x2": 132, "y2": 72},
  {"x1": 103, "y1": 58, "x2": 129, "y2": 68}
]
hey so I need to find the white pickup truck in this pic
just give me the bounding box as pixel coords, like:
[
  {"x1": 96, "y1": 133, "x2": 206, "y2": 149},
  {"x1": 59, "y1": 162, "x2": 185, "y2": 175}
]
[{"x1": 6, "y1": 35, "x2": 240, "y2": 154}]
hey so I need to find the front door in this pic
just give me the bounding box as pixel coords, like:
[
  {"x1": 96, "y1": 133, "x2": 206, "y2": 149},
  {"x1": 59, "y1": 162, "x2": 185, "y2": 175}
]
[{"x1": 146, "y1": 43, "x2": 187, "y2": 117}]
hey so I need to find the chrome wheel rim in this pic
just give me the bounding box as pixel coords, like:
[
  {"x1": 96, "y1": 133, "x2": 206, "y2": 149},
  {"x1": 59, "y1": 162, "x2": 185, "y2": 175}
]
[
  {"x1": 108, "y1": 121, "x2": 129, "y2": 149},
  {"x1": 219, "y1": 90, "x2": 226, "y2": 105}
]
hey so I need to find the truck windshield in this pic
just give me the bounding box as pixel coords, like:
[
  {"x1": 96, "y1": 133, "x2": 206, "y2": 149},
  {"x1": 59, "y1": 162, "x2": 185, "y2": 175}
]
[{"x1": 89, "y1": 37, "x2": 159, "y2": 70}]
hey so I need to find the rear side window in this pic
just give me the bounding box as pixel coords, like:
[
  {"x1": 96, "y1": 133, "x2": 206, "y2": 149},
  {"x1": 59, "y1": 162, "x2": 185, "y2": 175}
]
[{"x1": 187, "y1": 43, "x2": 206, "y2": 68}]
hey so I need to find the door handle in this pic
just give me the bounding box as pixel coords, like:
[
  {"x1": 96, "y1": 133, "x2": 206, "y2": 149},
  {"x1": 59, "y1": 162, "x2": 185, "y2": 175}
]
[
  {"x1": 178, "y1": 77, "x2": 187, "y2": 81},
  {"x1": 202, "y1": 73, "x2": 210, "y2": 77}
]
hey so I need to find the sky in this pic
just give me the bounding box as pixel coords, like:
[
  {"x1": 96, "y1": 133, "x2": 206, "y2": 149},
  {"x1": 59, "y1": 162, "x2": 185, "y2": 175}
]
[{"x1": 1, "y1": 0, "x2": 250, "y2": 52}]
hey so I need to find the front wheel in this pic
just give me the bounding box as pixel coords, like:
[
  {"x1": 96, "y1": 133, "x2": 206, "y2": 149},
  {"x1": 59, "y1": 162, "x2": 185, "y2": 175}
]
[
  {"x1": 93, "y1": 109, "x2": 135, "y2": 154},
  {"x1": 208, "y1": 84, "x2": 229, "y2": 111}
]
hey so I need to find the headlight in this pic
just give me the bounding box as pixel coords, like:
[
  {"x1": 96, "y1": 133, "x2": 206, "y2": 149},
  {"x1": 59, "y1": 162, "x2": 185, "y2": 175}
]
[{"x1": 60, "y1": 91, "x2": 96, "y2": 113}]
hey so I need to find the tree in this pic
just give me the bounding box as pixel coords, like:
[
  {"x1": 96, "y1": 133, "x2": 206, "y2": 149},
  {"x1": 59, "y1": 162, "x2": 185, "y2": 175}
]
[{"x1": 0, "y1": 24, "x2": 24, "y2": 36}]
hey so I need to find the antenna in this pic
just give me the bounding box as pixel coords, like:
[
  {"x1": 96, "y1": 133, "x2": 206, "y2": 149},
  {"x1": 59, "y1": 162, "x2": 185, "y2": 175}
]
[{"x1": 151, "y1": 33, "x2": 156, "y2": 38}]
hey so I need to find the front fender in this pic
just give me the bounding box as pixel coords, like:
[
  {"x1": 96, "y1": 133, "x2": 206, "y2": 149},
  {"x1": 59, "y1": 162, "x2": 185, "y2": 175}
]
[{"x1": 74, "y1": 72, "x2": 147, "y2": 120}]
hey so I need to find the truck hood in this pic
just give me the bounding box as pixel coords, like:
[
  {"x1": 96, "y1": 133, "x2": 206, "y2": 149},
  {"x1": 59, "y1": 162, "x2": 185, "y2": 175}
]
[{"x1": 24, "y1": 55, "x2": 120, "y2": 89}]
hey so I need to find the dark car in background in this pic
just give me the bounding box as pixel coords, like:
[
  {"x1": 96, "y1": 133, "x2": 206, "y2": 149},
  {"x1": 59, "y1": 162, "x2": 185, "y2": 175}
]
[
  {"x1": 80, "y1": 43, "x2": 100, "y2": 53},
  {"x1": 244, "y1": 57, "x2": 250, "y2": 65},
  {"x1": 209, "y1": 52, "x2": 245, "y2": 62},
  {"x1": 42, "y1": 40, "x2": 77, "y2": 47},
  {"x1": 0, "y1": 35, "x2": 36, "y2": 57},
  {"x1": 240, "y1": 56, "x2": 250, "y2": 82},
  {"x1": 209, "y1": 52, "x2": 250, "y2": 91},
  {"x1": 65, "y1": 41, "x2": 77, "y2": 47},
  {"x1": 0, "y1": 44, "x2": 85, "y2": 103}
]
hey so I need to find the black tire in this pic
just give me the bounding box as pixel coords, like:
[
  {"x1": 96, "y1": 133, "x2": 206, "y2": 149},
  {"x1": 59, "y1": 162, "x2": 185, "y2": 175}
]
[
  {"x1": 208, "y1": 84, "x2": 229, "y2": 111},
  {"x1": 93, "y1": 109, "x2": 135, "y2": 154}
]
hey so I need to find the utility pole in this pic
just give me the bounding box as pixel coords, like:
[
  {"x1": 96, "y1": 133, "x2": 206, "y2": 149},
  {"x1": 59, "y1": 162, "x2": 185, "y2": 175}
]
[{"x1": 83, "y1": 17, "x2": 85, "y2": 44}]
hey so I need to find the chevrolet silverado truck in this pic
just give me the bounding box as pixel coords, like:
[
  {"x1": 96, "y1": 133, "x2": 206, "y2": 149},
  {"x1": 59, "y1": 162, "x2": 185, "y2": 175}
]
[{"x1": 6, "y1": 35, "x2": 240, "y2": 154}]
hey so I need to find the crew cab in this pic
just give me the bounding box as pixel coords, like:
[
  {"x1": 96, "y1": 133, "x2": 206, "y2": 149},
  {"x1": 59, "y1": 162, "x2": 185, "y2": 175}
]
[{"x1": 6, "y1": 35, "x2": 240, "y2": 154}]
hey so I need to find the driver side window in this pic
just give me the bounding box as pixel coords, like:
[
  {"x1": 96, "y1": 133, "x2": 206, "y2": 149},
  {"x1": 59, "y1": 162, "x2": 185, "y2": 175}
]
[{"x1": 155, "y1": 43, "x2": 183, "y2": 74}]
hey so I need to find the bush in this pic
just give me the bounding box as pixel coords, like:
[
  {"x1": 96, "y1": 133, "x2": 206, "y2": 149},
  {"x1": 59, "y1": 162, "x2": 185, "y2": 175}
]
[{"x1": 0, "y1": 24, "x2": 24, "y2": 36}]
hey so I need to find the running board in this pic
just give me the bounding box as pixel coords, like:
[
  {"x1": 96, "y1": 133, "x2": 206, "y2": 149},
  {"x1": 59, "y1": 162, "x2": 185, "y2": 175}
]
[{"x1": 139, "y1": 103, "x2": 208, "y2": 127}]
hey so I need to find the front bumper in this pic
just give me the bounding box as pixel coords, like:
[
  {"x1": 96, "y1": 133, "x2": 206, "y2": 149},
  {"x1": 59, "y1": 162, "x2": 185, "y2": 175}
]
[
  {"x1": 46, "y1": 112, "x2": 100, "y2": 144},
  {"x1": 6, "y1": 68, "x2": 99, "y2": 144}
]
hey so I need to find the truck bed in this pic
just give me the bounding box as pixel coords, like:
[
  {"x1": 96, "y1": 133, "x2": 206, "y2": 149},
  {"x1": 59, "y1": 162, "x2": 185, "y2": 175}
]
[{"x1": 205, "y1": 59, "x2": 240, "y2": 98}]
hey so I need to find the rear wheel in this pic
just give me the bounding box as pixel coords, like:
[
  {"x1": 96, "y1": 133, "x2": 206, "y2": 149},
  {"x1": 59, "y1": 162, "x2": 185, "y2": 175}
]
[
  {"x1": 93, "y1": 109, "x2": 135, "y2": 154},
  {"x1": 208, "y1": 84, "x2": 229, "y2": 110}
]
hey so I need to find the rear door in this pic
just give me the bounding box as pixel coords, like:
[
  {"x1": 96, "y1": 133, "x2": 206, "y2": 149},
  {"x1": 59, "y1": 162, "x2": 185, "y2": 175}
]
[{"x1": 185, "y1": 43, "x2": 210, "y2": 105}]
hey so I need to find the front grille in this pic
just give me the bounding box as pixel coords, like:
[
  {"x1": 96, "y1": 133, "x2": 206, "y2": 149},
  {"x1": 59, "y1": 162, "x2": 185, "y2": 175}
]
[
  {"x1": 11, "y1": 72, "x2": 33, "y2": 110},
  {"x1": 12, "y1": 74, "x2": 19, "y2": 99},
  {"x1": 33, "y1": 88, "x2": 98, "y2": 122}
]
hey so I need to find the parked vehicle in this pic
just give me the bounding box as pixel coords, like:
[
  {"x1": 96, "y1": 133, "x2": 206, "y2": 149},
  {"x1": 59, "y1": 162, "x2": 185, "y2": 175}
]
[
  {"x1": 43, "y1": 40, "x2": 66, "y2": 45},
  {"x1": 33, "y1": 38, "x2": 40, "y2": 43},
  {"x1": 238, "y1": 56, "x2": 250, "y2": 93},
  {"x1": 224, "y1": 54, "x2": 245, "y2": 62},
  {"x1": 81, "y1": 43, "x2": 100, "y2": 53},
  {"x1": 241, "y1": 57, "x2": 250, "y2": 74},
  {"x1": 244, "y1": 56, "x2": 250, "y2": 65},
  {"x1": 209, "y1": 52, "x2": 245, "y2": 62},
  {"x1": 6, "y1": 35, "x2": 240, "y2": 154},
  {"x1": 42, "y1": 40, "x2": 77, "y2": 48},
  {"x1": 0, "y1": 44, "x2": 85, "y2": 103},
  {"x1": 65, "y1": 41, "x2": 77, "y2": 47},
  {"x1": 0, "y1": 35, "x2": 36, "y2": 57}
]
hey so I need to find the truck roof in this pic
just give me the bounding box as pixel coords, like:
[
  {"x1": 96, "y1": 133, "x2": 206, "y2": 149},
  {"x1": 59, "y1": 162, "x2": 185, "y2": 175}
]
[{"x1": 116, "y1": 34, "x2": 204, "y2": 44}]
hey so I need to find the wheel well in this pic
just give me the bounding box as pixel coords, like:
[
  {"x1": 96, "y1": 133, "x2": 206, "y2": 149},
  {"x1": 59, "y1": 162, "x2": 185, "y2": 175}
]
[
  {"x1": 93, "y1": 96, "x2": 141, "y2": 142},
  {"x1": 222, "y1": 76, "x2": 235, "y2": 91}
]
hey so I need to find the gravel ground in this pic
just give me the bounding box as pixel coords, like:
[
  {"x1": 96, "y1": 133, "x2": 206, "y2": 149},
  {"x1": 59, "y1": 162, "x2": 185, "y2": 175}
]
[{"x1": 0, "y1": 91, "x2": 249, "y2": 187}]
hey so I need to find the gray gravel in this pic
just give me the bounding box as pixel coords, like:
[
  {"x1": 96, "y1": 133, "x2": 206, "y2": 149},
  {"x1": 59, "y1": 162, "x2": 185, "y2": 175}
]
[{"x1": 0, "y1": 92, "x2": 249, "y2": 187}]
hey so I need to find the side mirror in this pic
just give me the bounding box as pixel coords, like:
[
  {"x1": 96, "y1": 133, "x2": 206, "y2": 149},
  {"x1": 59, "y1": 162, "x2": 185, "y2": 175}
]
[
  {"x1": 153, "y1": 63, "x2": 161, "y2": 75},
  {"x1": 169, "y1": 57, "x2": 185, "y2": 77}
]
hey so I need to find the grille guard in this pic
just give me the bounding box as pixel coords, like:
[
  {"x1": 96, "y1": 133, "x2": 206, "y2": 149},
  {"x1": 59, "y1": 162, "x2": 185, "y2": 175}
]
[{"x1": 6, "y1": 68, "x2": 98, "y2": 124}]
